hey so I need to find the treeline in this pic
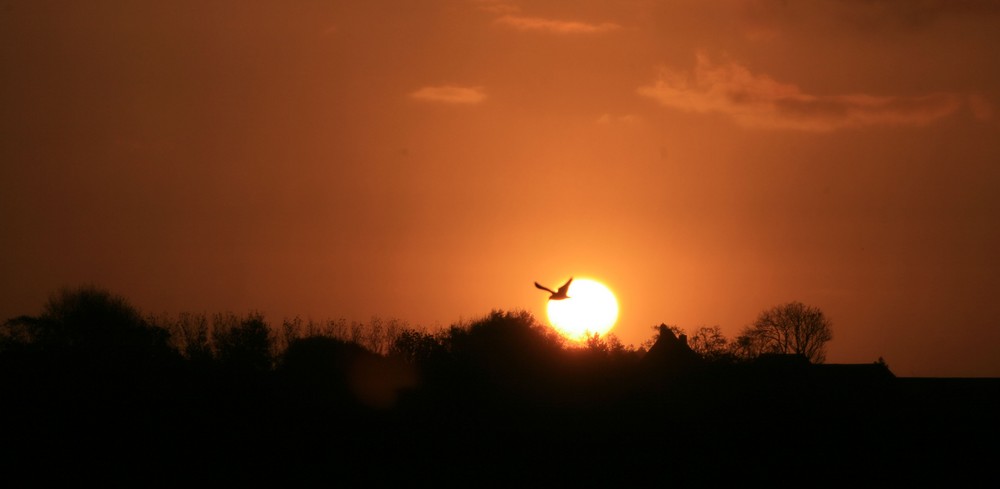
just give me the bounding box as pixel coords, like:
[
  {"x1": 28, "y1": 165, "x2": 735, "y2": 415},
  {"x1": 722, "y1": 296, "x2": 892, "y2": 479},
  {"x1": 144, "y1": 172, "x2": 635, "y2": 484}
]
[
  {"x1": 1, "y1": 285, "x2": 839, "y2": 373},
  {"x1": 0, "y1": 286, "x2": 655, "y2": 484},
  {"x1": 2, "y1": 285, "x2": 905, "y2": 486},
  {"x1": 0, "y1": 285, "x2": 652, "y2": 408}
]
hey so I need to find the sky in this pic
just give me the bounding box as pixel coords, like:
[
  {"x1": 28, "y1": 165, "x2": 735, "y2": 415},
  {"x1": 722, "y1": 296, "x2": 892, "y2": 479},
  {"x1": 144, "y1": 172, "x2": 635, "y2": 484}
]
[{"x1": 2, "y1": 0, "x2": 999, "y2": 377}]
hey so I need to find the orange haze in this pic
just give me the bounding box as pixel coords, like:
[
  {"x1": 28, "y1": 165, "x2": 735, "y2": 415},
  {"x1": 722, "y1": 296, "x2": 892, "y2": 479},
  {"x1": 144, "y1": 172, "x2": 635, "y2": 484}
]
[{"x1": 2, "y1": 1, "x2": 999, "y2": 376}]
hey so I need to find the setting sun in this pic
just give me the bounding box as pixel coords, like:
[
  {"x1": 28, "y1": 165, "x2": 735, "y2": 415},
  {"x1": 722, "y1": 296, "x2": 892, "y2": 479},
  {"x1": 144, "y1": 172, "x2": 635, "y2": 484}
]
[{"x1": 545, "y1": 278, "x2": 619, "y2": 341}]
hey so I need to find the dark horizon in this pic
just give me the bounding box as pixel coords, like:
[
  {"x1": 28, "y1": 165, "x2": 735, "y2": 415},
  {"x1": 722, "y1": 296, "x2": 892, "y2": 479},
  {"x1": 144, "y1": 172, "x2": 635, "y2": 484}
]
[
  {"x1": 5, "y1": 283, "x2": 999, "y2": 379},
  {"x1": 3, "y1": 286, "x2": 997, "y2": 485}
]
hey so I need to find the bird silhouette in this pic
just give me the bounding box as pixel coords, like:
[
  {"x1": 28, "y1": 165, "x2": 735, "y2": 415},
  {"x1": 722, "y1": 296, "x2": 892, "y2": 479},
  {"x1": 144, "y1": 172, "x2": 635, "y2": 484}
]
[{"x1": 535, "y1": 277, "x2": 573, "y2": 300}]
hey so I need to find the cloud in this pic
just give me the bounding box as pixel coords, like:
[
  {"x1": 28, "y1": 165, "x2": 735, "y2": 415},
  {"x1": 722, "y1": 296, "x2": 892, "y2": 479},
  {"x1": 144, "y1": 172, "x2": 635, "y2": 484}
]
[
  {"x1": 410, "y1": 85, "x2": 487, "y2": 105},
  {"x1": 637, "y1": 52, "x2": 963, "y2": 131},
  {"x1": 596, "y1": 113, "x2": 641, "y2": 125},
  {"x1": 496, "y1": 15, "x2": 620, "y2": 34},
  {"x1": 474, "y1": 0, "x2": 520, "y2": 15}
]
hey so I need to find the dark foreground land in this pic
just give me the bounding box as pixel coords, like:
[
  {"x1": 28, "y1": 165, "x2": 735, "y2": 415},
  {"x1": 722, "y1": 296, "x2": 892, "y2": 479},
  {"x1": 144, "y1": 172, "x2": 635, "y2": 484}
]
[
  {"x1": 4, "y1": 354, "x2": 997, "y2": 486},
  {"x1": 2, "y1": 309, "x2": 998, "y2": 487}
]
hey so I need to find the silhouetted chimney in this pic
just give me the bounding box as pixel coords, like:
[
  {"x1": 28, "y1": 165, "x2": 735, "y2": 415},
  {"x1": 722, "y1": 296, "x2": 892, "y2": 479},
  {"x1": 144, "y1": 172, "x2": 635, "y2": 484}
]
[{"x1": 641, "y1": 324, "x2": 703, "y2": 374}]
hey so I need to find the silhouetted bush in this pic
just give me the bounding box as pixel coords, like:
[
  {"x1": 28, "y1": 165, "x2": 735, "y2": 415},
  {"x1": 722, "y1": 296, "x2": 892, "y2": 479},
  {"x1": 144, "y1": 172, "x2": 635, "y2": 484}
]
[
  {"x1": 279, "y1": 336, "x2": 370, "y2": 405},
  {"x1": 435, "y1": 309, "x2": 566, "y2": 404},
  {"x1": 1, "y1": 285, "x2": 174, "y2": 368},
  {"x1": 280, "y1": 335, "x2": 416, "y2": 410},
  {"x1": 390, "y1": 328, "x2": 446, "y2": 365},
  {"x1": 158, "y1": 312, "x2": 214, "y2": 363},
  {"x1": 213, "y1": 312, "x2": 274, "y2": 372},
  {"x1": 0, "y1": 286, "x2": 189, "y2": 485}
]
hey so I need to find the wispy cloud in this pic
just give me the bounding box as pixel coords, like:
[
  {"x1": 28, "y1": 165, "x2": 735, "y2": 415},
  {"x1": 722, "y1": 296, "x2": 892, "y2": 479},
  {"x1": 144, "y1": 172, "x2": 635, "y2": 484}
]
[
  {"x1": 638, "y1": 52, "x2": 964, "y2": 131},
  {"x1": 410, "y1": 85, "x2": 487, "y2": 105},
  {"x1": 496, "y1": 15, "x2": 620, "y2": 34},
  {"x1": 474, "y1": 0, "x2": 520, "y2": 15},
  {"x1": 596, "y1": 113, "x2": 641, "y2": 125}
]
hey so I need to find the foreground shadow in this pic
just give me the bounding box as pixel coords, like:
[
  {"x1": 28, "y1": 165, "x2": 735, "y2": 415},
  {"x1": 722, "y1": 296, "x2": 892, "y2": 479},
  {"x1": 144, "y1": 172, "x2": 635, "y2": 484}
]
[{"x1": 2, "y1": 290, "x2": 997, "y2": 486}]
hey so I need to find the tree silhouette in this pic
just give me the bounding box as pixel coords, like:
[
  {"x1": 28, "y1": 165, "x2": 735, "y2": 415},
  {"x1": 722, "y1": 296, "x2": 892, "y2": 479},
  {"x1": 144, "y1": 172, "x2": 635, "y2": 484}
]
[
  {"x1": 164, "y1": 312, "x2": 213, "y2": 362},
  {"x1": 688, "y1": 325, "x2": 731, "y2": 362},
  {"x1": 213, "y1": 312, "x2": 274, "y2": 372},
  {"x1": 735, "y1": 301, "x2": 833, "y2": 363},
  {"x1": 583, "y1": 331, "x2": 629, "y2": 355},
  {"x1": 390, "y1": 328, "x2": 445, "y2": 365},
  {"x1": 1, "y1": 285, "x2": 173, "y2": 365},
  {"x1": 279, "y1": 335, "x2": 375, "y2": 406},
  {"x1": 0, "y1": 286, "x2": 189, "y2": 485},
  {"x1": 439, "y1": 309, "x2": 565, "y2": 404},
  {"x1": 2, "y1": 286, "x2": 985, "y2": 485}
]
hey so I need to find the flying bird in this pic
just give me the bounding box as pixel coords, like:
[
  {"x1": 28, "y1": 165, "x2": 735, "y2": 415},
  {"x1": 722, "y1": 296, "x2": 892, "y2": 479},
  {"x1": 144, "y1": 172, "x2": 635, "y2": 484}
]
[{"x1": 535, "y1": 277, "x2": 573, "y2": 300}]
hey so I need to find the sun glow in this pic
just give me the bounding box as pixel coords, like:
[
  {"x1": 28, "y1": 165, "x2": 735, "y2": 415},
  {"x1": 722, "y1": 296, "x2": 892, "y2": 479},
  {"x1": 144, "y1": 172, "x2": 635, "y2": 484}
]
[{"x1": 545, "y1": 278, "x2": 619, "y2": 342}]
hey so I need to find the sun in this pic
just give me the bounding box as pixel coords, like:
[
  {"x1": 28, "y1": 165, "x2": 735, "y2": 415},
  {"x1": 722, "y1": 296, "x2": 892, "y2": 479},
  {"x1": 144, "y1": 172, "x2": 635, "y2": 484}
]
[{"x1": 545, "y1": 278, "x2": 619, "y2": 342}]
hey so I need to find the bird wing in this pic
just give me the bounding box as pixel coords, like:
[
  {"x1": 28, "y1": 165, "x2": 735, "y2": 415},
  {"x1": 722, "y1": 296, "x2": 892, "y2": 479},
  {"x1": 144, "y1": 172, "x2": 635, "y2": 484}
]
[
  {"x1": 556, "y1": 277, "x2": 573, "y2": 295},
  {"x1": 535, "y1": 282, "x2": 556, "y2": 294}
]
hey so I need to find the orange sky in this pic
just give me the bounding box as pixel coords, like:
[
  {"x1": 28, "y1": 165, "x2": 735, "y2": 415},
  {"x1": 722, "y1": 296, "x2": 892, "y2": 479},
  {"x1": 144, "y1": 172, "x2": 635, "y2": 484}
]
[{"x1": 2, "y1": 0, "x2": 999, "y2": 376}]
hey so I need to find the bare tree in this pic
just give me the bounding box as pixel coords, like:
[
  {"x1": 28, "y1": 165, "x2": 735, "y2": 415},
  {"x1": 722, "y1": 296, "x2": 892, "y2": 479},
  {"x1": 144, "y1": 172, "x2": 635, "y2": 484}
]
[
  {"x1": 736, "y1": 301, "x2": 833, "y2": 363},
  {"x1": 688, "y1": 325, "x2": 729, "y2": 361}
]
